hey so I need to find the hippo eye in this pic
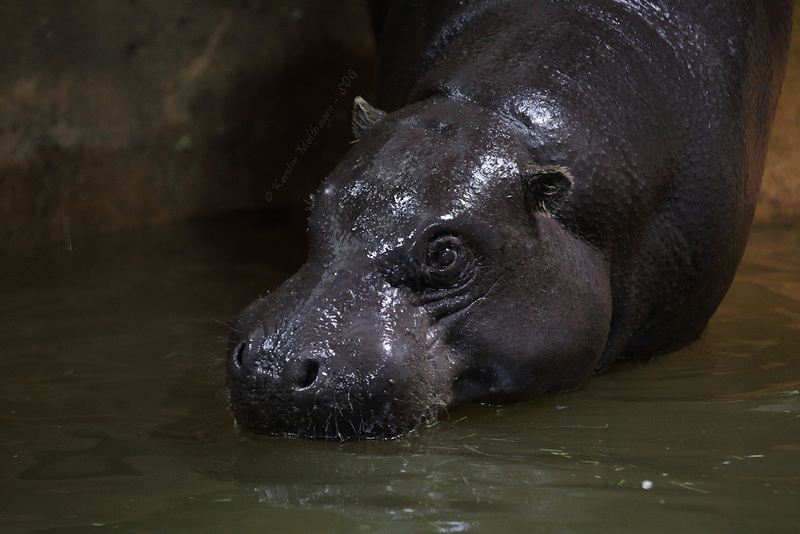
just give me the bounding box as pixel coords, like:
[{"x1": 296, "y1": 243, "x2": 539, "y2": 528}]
[
  {"x1": 432, "y1": 246, "x2": 457, "y2": 268},
  {"x1": 423, "y1": 235, "x2": 473, "y2": 288}
]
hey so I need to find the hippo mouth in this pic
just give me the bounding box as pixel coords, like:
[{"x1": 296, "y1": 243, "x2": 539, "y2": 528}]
[
  {"x1": 227, "y1": 336, "x2": 450, "y2": 440},
  {"x1": 228, "y1": 385, "x2": 431, "y2": 440}
]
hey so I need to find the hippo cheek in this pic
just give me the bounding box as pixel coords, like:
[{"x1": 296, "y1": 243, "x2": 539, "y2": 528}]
[
  {"x1": 226, "y1": 274, "x2": 447, "y2": 439},
  {"x1": 443, "y1": 295, "x2": 607, "y2": 406},
  {"x1": 443, "y1": 235, "x2": 612, "y2": 405}
]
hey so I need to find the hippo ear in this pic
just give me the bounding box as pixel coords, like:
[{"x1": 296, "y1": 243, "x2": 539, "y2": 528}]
[
  {"x1": 352, "y1": 96, "x2": 387, "y2": 139},
  {"x1": 520, "y1": 164, "x2": 574, "y2": 217}
]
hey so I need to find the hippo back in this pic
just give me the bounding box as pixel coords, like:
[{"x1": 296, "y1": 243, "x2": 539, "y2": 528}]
[{"x1": 369, "y1": 0, "x2": 793, "y2": 367}]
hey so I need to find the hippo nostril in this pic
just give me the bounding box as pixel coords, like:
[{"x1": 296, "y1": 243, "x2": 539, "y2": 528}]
[
  {"x1": 294, "y1": 359, "x2": 320, "y2": 389},
  {"x1": 231, "y1": 341, "x2": 247, "y2": 371}
]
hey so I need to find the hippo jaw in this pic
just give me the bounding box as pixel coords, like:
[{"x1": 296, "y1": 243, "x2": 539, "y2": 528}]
[{"x1": 226, "y1": 98, "x2": 611, "y2": 440}]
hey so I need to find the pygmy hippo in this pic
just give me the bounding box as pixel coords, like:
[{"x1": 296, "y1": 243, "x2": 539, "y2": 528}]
[{"x1": 227, "y1": 0, "x2": 792, "y2": 439}]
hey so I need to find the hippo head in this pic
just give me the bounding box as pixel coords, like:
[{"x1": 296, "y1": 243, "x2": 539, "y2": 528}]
[{"x1": 227, "y1": 97, "x2": 612, "y2": 439}]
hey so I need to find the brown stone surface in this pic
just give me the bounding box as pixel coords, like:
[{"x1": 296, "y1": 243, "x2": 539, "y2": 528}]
[
  {"x1": 0, "y1": 1, "x2": 797, "y2": 253},
  {"x1": 0, "y1": 0, "x2": 376, "y2": 252},
  {"x1": 757, "y1": 3, "x2": 800, "y2": 224}
]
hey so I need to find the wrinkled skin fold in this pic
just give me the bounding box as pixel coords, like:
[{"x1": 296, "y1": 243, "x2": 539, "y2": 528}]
[{"x1": 227, "y1": 0, "x2": 792, "y2": 439}]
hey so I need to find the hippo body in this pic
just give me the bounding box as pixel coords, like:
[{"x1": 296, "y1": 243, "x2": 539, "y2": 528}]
[{"x1": 227, "y1": 0, "x2": 792, "y2": 439}]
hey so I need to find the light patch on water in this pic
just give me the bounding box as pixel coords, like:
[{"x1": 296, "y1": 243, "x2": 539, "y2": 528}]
[
  {"x1": 366, "y1": 231, "x2": 410, "y2": 261},
  {"x1": 442, "y1": 154, "x2": 517, "y2": 220},
  {"x1": 514, "y1": 93, "x2": 564, "y2": 131},
  {"x1": 377, "y1": 286, "x2": 403, "y2": 362},
  {"x1": 390, "y1": 190, "x2": 418, "y2": 217},
  {"x1": 471, "y1": 154, "x2": 515, "y2": 191}
]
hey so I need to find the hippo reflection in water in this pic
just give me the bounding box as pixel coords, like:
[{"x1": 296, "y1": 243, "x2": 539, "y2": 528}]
[{"x1": 226, "y1": 0, "x2": 793, "y2": 439}]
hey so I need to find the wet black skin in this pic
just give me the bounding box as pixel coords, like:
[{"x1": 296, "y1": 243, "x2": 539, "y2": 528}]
[{"x1": 227, "y1": 0, "x2": 792, "y2": 439}]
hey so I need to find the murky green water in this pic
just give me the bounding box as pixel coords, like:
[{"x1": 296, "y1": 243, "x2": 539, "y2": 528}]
[{"x1": 1, "y1": 213, "x2": 798, "y2": 533}]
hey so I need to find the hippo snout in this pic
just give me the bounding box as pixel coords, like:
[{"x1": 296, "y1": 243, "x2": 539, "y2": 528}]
[
  {"x1": 227, "y1": 326, "x2": 428, "y2": 439},
  {"x1": 226, "y1": 268, "x2": 445, "y2": 439},
  {"x1": 227, "y1": 327, "x2": 336, "y2": 437},
  {"x1": 229, "y1": 329, "x2": 323, "y2": 392}
]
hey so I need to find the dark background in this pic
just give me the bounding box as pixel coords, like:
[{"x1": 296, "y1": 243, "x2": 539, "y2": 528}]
[{"x1": 1, "y1": 0, "x2": 797, "y2": 254}]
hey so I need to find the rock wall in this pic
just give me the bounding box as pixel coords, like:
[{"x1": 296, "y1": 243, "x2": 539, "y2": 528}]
[
  {"x1": 757, "y1": 3, "x2": 800, "y2": 224},
  {"x1": 0, "y1": 0, "x2": 376, "y2": 252}
]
